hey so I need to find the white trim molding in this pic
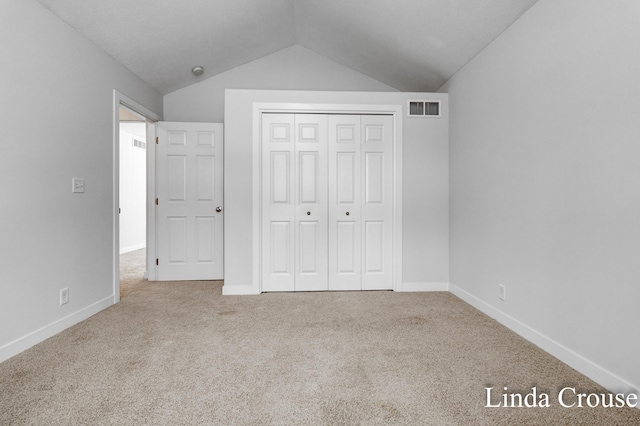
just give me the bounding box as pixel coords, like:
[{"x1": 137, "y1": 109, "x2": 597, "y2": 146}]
[
  {"x1": 399, "y1": 282, "x2": 449, "y2": 292},
  {"x1": 0, "y1": 296, "x2": 114, "y2": 363},
  {"x1": 119, "y1": 243, "x2": 146, "y2": 255},
  {"x1": 112, "y1": 90, "x2": 162, "y2": 301},
  {"x1": 449, "y1": 283, "x2": 639, "y2": 400},
  {"x1": 222, "y1": 284, "x2": 259, "y2": 296}
]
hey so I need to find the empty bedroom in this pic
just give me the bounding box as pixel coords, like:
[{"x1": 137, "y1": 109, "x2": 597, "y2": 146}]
[{"x1": 1, "y1": 0, "x2": 638, "y2": 424}]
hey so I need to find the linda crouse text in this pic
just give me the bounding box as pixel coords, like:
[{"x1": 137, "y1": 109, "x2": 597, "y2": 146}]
[{"x1": 485, "y1": 387, "x2": 638, "y2": 408}]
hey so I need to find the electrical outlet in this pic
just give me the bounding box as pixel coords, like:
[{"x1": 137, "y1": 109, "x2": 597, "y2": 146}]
[
  {"x1": 60, "y1": 288, "x2": 69, "y2": 305},
  {"x1": 72, "y1": 178, "x2": 85, "y2": 193},
  {"x1": 498, "y1": 284, "x2": 506, "y2": 301}
]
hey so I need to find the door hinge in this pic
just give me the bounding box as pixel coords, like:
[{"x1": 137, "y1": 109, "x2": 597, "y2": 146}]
[
  {"x1": 119, "y1": 207, "x2": 121, "y2": 214},
  {"x1": 155, "y1": 136, "x2": 158, "y2": 144},
  {"x1": 155, "y1": 198, "x2": 158, "y2": 205},
  {"x1": 156, "y1": 258, "x2": 159, "y2": 266}
]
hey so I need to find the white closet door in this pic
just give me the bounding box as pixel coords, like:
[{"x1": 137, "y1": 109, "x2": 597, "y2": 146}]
[
  {"x1": 361, "y1": 115, "x2": 393, "y2": 290},
  {"x1": 328, "y1": 115, "x2": 362, "y2": 290},
  {"x1": 262, "y1": 113, "x2": 394, "y2": 292},
  {"x1": 294, "y1": 115, "x2": 328, "y2": 291},
  {"x1": 261, "y1": 114, "x2": 296, "y2": 292}
]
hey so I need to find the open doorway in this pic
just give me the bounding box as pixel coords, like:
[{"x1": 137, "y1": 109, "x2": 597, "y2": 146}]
[
  {"x1": 119, "y1": 106, "x2": 147, "y2": 298},
  {"x1": 113, "y1": 90, "x2": 162, "y2": 303}
]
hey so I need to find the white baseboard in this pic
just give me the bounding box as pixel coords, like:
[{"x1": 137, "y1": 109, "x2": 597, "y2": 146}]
[
  {"x1": 222, "y1": 282, "x2": 451, "y2": 294},
  {"x1": 222, "y1": 284, "x2": 259, "y2": 295},
  {"x1": 119, "y1": 243, "x2": 146, "y2": 254},
  {"x1": 449, "y1": 283, "x2": 639, "y2": 400},
  {"x1": 0, "y1": 295, "x2": 114, "y2": 364},
  {"x1": 398, "y1": 281, "x2": 449, "y2": 292}
]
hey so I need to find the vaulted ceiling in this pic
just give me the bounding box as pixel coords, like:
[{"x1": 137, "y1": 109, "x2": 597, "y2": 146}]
[{"x1": 35, "y1": 0, "x2": 539, "y2": 94}]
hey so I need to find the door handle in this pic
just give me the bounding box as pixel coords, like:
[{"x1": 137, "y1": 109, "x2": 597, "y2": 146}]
[
  {"x1": 216, "y1": 206, "x2": 222, "y2": 213},
  {"x1": 346, "y1": 211, "x2": 350, "y2": 216},
  {"x1": 307, "y1": 211, "x2": 311, "y2": 215}
]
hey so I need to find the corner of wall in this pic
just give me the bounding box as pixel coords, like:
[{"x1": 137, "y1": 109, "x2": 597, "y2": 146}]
[{"x1": 448, "y1": 284, "x2": 639, "y2": 397}]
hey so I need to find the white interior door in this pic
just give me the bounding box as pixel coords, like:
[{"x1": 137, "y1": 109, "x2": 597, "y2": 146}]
[{"x1": 156, "y1": 122, "x2": 224, "y2": 280}]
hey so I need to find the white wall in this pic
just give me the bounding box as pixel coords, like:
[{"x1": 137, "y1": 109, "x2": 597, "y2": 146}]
[
  {"x1": 163, "y1": 47, "x2": 449, "y2": 293},
  {"x1": 119, "y1": 124, "x2": 147, "y2": 254},
  {"x1": 441, "y1": 0, "x2": 640, "y2": 394},
  {"x1": 0, "y1": 0, "x2": 162, "y2": 361},
  {"x1": 163, "y1": 45, "x2": 396, "y2": 123},
  {"x1": 223, "y1": 89, "x2": 449, "y2": 294}
]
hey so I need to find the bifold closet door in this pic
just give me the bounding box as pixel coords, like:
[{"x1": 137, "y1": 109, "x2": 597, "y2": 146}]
[
  {"x1": 261, "y1": 114, "x2": 328, "y2": 292},
  {"x1": 262, "y1": 113, "x2": 393, "y2": 292},
  {"x1": 295, "y1": 115, "x2": 328, "y2": 291},
  {"x1": 328, "y1": 115, "x2": 362, "y2": 290},
  {"x1": 360, "y1": 115, "x2": 394, "y2": 290},
  {"x1": 328, "y1": 115, "x2": 394, "y2": 290}
]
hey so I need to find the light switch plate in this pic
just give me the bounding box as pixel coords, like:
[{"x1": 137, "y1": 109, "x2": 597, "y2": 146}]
[{"x1": 72, "y1": 178, "x2": 85, "y2": 193}]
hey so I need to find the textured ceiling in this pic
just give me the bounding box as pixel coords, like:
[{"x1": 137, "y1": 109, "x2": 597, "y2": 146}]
[{"x1": 35, "y1": 0, "x2": 538, "y2": 94}]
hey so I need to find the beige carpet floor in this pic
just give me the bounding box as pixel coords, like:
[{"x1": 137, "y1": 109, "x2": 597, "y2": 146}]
[{"x1": 1, "y1": 249, "x2": 638, "y2": 425}]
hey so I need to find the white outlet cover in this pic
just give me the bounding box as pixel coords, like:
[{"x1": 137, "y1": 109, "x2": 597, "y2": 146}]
[
  {"x1": 60, "y1": 288, "x2": 69, "y2": 305},
  {"x1": 72, "y1": 178, "x2": 85, "y2": 193}
]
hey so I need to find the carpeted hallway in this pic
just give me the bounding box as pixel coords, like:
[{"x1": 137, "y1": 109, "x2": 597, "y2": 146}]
[{"x1": 1, "y1": 249, "x2": 638, "y2": 425}]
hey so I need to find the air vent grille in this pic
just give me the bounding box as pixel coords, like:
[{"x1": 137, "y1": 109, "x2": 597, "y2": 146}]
[
  {"x1": 133, "y1": 139, "x2": 146, "y2": 149},
  {"x1": 408, "y1": 101, "x2": 440, "y2": 117}
]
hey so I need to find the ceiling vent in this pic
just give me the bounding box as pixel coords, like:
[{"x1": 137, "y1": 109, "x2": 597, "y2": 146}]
[{"x1": 408, "y1": 100, "x2": 441, "y2": 117}]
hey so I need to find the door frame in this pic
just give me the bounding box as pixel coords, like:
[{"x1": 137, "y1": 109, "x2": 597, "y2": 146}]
[
  {"x1": 252, "y1": 102, "x2": 403, "y2": 294},
  {"x1": 112, "y1": 90, "x2": 162, "y2": 303}
]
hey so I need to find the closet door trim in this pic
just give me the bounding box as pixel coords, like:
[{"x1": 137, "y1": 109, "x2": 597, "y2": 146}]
[{"x1": 252, "y1": 103, "x2": 403, "y2": 294}]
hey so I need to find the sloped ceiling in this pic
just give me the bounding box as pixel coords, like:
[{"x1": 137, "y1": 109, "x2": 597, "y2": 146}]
[{"x1": 35, "y1": 0, "x2": 538, "y2": 94}]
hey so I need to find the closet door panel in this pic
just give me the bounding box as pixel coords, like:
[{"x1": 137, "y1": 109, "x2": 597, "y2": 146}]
[
  {"x1": 270, "y1": 152, "x2": 291, "y2": 204},
  {"x1": 361, "y1": 115, "x2": 394, "y2": 290},
  {"x1": 336, "y1": 221, "x2": 357, "y2": 273},
  {"x1": 328, "y1": 115, "x2": 362, "y2": 290},
  {"x1": 364, "y1": 220, "x2": 384, "y2": 273},
  {"x1": 364, "y1": 152, "x2": 384, "y2": 204},
  {"x1": 270, "y1": 221, "x2": 292, "y2": 274},
  {"x1": 262, "y1": 114, "x2": 295, "y2": 291},
  {"x1": 337, "y1": 153, "x2": 356, "y2": 204},
  {"x1": 294, "y1": 115, "x2": 328, "y2": 291}
]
